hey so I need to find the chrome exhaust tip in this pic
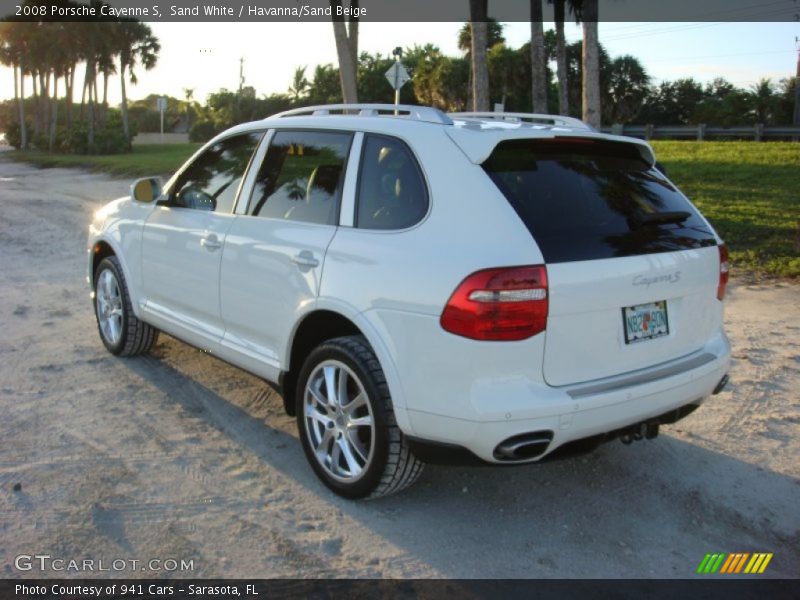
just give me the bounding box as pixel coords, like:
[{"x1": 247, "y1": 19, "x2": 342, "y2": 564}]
[{"x1": 494, "y1": 431, "x2": 553, "y2": 461}]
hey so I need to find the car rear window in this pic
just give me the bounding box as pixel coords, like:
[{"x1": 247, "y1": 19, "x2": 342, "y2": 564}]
[{"x1": 482, "y1": 139, "x2": 717, "y2": 263}]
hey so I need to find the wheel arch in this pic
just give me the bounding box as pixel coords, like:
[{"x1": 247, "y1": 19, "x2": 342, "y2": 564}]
[
  {"x1": 89, "y1": 236, "x2": 142, "y2": 319},
  {"x1": 90, "y1": 240, "x2": 117, "y2": 285},
  {"x1": 280, "y1": 304, "x2": 412, "y2": 435}
]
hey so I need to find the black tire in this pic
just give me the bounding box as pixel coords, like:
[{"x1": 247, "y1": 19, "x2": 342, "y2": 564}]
[
  {"x1": 295, "y1": 335, "x2": 423, "y2": 499},
  {"x1": 93, "y1": 256, "x2": 159, "y2": 357}
]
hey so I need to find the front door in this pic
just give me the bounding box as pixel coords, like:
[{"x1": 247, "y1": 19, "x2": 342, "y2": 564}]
[{"x1": 140, "y1": 132, "x2": 263, "y2": 345}]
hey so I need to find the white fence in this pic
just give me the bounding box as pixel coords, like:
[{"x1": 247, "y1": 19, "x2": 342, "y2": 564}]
[{"x1": 600, "y1": 124, "x2": 800, "y2": 141}]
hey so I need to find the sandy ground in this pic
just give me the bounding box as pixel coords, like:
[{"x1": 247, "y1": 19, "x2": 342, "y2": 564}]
[{"x1": 0, "y1": 158, "x2": 798, "y2": 579}]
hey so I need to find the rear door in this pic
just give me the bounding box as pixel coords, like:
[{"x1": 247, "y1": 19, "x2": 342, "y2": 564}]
[
  {"x1": 219, "y1": 129, "x2": 353, "y2": 375},
  {"x1": 482, "y1": 139, "x2": 722, "y2": 386}
]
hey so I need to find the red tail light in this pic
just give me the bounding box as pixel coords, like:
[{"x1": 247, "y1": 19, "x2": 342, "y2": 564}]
[
  {"x1": 717, "y1": 244, "x2": 729, "y2": 301},
  {"x1": 440, "y1": 266, "x2": 548, "y2": 341}
]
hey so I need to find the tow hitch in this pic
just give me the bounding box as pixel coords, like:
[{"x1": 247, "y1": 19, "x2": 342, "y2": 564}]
[{"x1": 619, "y1": 420, "x2": 660, "y2": 445}]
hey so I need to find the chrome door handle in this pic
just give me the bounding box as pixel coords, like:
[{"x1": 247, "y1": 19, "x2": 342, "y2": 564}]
[
  {"x1": 292, "y1": 251, "x2": 319, "y2": 268},
  {"x1": 200, "y1": 234, "x2": 222, "y2": 251}
]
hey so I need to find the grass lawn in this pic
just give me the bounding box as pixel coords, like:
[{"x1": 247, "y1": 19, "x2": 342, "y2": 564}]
[
  {"x1": 4, "y1": 140, "x2": 798, "y2": 278},
  {"x1": 4, "y1": 143, "x2": 201, "y2": 178},
  {"x1": 651, "y1": 141, "x2": 800, "y2": 279}
]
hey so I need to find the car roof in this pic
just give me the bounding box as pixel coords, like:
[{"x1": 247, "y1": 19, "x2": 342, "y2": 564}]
[{"x1": 210, "y1": 104, "x2": 656, "y2": 167}]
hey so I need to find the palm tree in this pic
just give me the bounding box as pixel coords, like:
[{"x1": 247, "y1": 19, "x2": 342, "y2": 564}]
[
  {"x1": 329, "y1": 0, "x2": 359, "y2": 104},
  {"x1": 581, "y1": 0, "x2": 601, "y2": 127},
  {"x1": 549, "y1": 0, "x2": 581, "y2": 115},
  {"x1": 116, "y1": 21, "x2": 160, "y2": 142},
  {"x1": 288, "y1": 66, "x2": 309, "y2": 102},
  {"x1": 0, "y1": 21, "x2": 28, "y2": 148},
  {"x1": 183, "y1": 87, "x2": 195, "y2": 130},
  {"x1": 469, "y1": 0, "x2": 490, "y2": 111},
  {"x1": 529, "y1": 0, "x2": 547, "y2": 113}
]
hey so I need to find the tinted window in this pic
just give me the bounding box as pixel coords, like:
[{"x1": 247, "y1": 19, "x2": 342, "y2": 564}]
[
  {"x1": 483, "y1": 139, "x2": 716, "y2": 263},
  {"x1": 171, "y1": 132, "x2": 262, "y2": 213},
  {"x1": 356, "y1": 135, "x2": 428, "y2": 230},
  {"x1": 249, "y1": 130, "x2": 352, "y2": 226}
]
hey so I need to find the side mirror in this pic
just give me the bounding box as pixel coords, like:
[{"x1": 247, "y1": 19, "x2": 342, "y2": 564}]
[
  {"x1": 131, "y1": 177, "x2": 164, "y2": 203},
  {"x1": 654, "y1": 161, "x2": 667, "y2": 176}
]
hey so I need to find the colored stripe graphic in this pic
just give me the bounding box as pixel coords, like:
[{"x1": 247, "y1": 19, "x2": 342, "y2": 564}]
[
  {"x1": 697, "y1": 554, "x2": 713, "y2": 574},
  {"x1": 700, "y1": 552, "x2": 774, "y2": 575},
  {"x1": 758, "y1": 553, "x2": 773, "y2": 573},
  {"x1": 734, "y1": 553, "x2": 750, "y2": 573},
  {"x1": 720, "y1": 553, "x2": 736, "y2": 573}
]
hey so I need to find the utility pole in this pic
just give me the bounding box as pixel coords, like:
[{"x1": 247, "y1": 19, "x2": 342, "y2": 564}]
[{"x1": 236, "y1": 57, "x2": 244, "y2": 123}]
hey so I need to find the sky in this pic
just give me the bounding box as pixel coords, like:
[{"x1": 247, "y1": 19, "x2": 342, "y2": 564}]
[{"x1": 1, "y1": 21, "x2": 798, "y2": 106}]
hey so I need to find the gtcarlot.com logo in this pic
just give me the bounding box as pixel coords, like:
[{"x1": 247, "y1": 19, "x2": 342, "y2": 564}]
[
  {"x1": 14, "y1": 554, "x2": 194, "y2": 572},
  {"x1": 697, "y1": 552, "x2": 773, "y2": 575}
]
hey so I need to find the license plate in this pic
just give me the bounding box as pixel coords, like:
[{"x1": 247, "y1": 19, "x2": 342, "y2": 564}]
[{"x1": 622, "y1": 301, "x2": 669, "y2": 344}]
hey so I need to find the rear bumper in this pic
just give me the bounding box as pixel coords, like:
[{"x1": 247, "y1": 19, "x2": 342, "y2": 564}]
[{"x1": 404, "y1": 329, "x2": 731, "y2": 464}]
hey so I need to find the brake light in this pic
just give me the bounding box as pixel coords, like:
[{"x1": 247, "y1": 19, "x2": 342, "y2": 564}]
[
  {"x1": 717, "y1": 244, "x2": 729, "y2": 301},
  {"x1": 440, "y1": 266, "x2": 548, "y2": 341}
]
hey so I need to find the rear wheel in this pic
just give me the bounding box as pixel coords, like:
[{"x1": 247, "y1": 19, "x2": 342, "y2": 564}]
[
  {"x1": 94, "y1": 256, "x2": 158, "y2": 356},
  {"x1": 295, "y1": 336, "x2": 423, "y2": 499}
]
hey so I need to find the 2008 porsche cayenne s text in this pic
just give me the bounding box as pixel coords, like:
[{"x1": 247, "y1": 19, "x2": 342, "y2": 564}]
[{"x1": 88, "y1": 104, "x2": 731, "y2": 498}]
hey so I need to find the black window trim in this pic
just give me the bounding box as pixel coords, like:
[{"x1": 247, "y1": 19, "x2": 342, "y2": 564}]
[
  {"x1": 244, "y1": 127, "x2": 355, "y2": 227},
  {"x1": 161, "y1": 130, "x2": 266, "y2": 214},
  {"x1": 353, "y1": 132, "x2": 431, "y2": 232}
]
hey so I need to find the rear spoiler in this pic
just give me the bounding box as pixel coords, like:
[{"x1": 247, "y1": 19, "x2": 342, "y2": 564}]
[{"x1": 445, "y1": 127, "x2": 657, "y2": 167}]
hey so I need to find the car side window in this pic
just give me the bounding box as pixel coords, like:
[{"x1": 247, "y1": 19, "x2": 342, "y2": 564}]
[
  {"x1": 248, "y1": 130, "x2": 352, "y2": 226},
  {"x1": 170, "y1": 132, "x2": 262, "y2": 214},
  {"x1": 356, "y1": 135, "x2": 428, "y2": 230}
]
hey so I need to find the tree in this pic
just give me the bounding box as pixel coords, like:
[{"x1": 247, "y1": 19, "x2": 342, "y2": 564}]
[
  {"x1": 549, "y1": 0, "x2": 582, "y2": 116},
  {"x1": 288, "y1": 66, "x2": 309, "y2": 102},
  {"x1": 604, "y1": 55, "x2": 650, "y2": 124},
  {"x1": 581, "y1": 0, "x2": 601, "y2": 127},
  {"x1": 307, "y1": 64, "x2": 343, "y2": 105},
  {"x1": 469, "y1": 0, "x2": 490, "y2": 111},
  {"x1": 749, "y1": 78, "x2": 775, "y2": 124},
  {"x1": 329, "y1": 1, "x2": 359, "y2": 104},
  {"x1": 457, "y1": 20, "x2": 505, "y2": 52},
  {"x1": 116, "y1": 21, "x2": 160, "y2": 143},
  {"x1": 0, "y1": 21, "x2": 29, "y2": 149},
  {"x1": 529, "y1": 0, "x2": 547, "y2": 112}
]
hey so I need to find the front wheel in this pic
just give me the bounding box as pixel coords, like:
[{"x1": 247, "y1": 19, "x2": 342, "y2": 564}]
[
  {"x1": 94, "y1": 256, "x2": 159, "y2": 356},
  {"x1": 295, "y1": 336, "x2": 423, "y2": 499}
]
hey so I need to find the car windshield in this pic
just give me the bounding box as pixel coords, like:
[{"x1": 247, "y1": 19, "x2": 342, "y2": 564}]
[{"x1": 482, "y1": 139, "x2": 717, "y2": 263}]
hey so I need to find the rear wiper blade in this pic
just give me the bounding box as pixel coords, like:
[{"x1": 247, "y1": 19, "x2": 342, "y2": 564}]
[{"x1": 633, "y1": 210, "x2": 692, "y2": 226}]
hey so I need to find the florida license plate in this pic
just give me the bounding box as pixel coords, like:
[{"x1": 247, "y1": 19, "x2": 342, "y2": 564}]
[{"x1": 622, "y1": 301, "x2": 669, "y2": 344}]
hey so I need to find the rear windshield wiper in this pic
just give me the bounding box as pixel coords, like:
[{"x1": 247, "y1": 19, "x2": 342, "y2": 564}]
[{"x1": 632, "y1": 210, "x2": 692, "y2": 226}]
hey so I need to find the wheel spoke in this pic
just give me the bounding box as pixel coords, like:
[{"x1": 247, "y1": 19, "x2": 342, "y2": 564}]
[
  {"x1": 338, "y1": 437, "x2": 362, "y2": 475},
  {"x1": 329, "y1": 435, "x2": 342, "y2": 471},
  {"x1": 323, "y1": 365, "x2": 338, "y2": 407},
  {"x1": 305, "y1": 402, "x2": 332, "y2": 429},
  {"x1": 314, "y1": 427, "x2": 334, "y2": 458},
  {"x1": 343, "y1": 392, "x2": 367, "y2": 416},
  {"x1": 346, "y1": 430, "x2": 369, "y2": 463},
  {"x1": 337, "y1": 368, "x2": 349, "y2": 407},
  {"x1": 348, "y1": 414, "x2": 372, "y2": 428},
  {"x1": 308, "y1": 384, "x2": 329, "y2": 410}
]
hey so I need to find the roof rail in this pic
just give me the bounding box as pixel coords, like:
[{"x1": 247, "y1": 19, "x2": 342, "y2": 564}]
[
  {"x1": 273, "y1": 104, "x2": 453, "y2": 125},
  {"x1": 449, "y1": 111, "x2": 591, "y2": 130}
]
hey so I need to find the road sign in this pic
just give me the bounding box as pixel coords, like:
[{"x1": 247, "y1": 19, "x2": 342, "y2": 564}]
[
  {"x1": 385, "y1": 63, "x2": 410, "y2": 90},
  {"x1": 156, "y1": 97, "x2": 167, "y2": 111}
]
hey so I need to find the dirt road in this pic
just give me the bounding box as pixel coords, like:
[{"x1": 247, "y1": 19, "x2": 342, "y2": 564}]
[{"x1": 1, "y1": 158, "x2": 798, "y2": 578}]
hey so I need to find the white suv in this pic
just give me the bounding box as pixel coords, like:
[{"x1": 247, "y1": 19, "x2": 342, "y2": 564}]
[{"x1": 88, "y1": 105, "x2": 731, "y2": 498}]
